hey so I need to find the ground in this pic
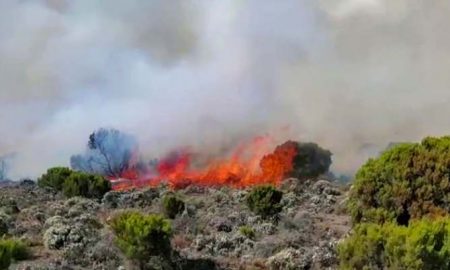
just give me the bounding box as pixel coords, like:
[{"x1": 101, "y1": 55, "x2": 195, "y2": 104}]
[{"x1": 0, "y1": 178, "x2": 350, "y2": 270}]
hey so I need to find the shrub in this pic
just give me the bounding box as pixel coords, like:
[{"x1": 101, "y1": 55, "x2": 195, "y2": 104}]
[
  {"x1": 109, "y1": 211, "x2": 172, "y2": 264},
  {"x1": 0, "y1": 244, "x2": 10, "y2": 270},
  {"x1": 246, "y1": 185, "x2": 283, "y2": 218},
  {"x1": 63, "y1": 172, "x2": 111, "y2": 199},
  {"x1": 0, "y1": 219, "x2": 7, "y2": 237},
  {"x1": 0, "y1": 199, "x2": 19, "y2": 215},
  {"x1": 0, "y1": 239, "x2": 30, "y2": 270},
  {"x1": 38, "y1": 167, "x2": 73, "y2": 190},
  {"x1": 239, "y1": 225, "x2": 256, "y2": 239},
  {"x1": 338, "y1": 218, "x2": 450, "y2": 270},
  {"x1": 338, "y1": 223, "x2": 384, "y2": 269},
  {"x1": 1, "y1": 239, "x2": 30, "y2": 261},
  {"x1": 348, "y1": 136, "x2": 450, "y2": 225},
  {"x1": 162, "y1": 193, "x2": 185, "y2": 219}
]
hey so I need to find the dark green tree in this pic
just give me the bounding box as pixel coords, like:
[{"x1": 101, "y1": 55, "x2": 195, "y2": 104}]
[{"x1": 349, "y1": 136, "x2": 450, "y2": 225}]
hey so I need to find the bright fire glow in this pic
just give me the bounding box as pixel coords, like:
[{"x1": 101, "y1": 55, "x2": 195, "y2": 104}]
[{"x1": 111, "y1": 136, "x2": 298, "y2": 190}]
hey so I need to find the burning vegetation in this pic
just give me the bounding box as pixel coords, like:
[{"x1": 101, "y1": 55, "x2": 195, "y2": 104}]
[
  {"x1": 70, "y1": 128, "x2": 333, "y2": 190},
  {"x1": 70, "y1": 128, "x2": 138, "y2": 178}
]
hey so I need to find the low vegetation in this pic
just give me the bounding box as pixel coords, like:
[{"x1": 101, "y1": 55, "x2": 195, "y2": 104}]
[
  {"x1": 0, "y1": 166, "x2": 347, "y2": 269},
  {"x1": 239, "y1": 225, "x2": 256, "y2": 239},
  {"x1": 341, "y1": 136, "x2": 450, "y2": 270},
  {"x1": 0, "y1": 221, "x2": 7, "y2": 237},
  {"x1": 0, "y1": 239, "x2": 30, "y2": 270},
  {"x1": 246, "y1": 185, "x2": 283, "y2": 218},
  {"x1": 349, "y1": 136, "x2": 450, "y2": 225},
  {"x1": 338, "y1": 218, "x2": 450, "y2": 270},
  {"x1": 37, "y1": 167, "x2": 73, "y2": 190},
  {"x1": 162, "y1": 193, "x2": 185, "y2": 219},
  {"x1": 63, "y1": 171, "x2": 111, "y2": 199},
  {"x1": 37, "y1": 167, "x2": 111, "y2": 199},
  {"x1": 109, "y1": 211, "x2": 172, "y2": 265},
  {"x1": 0, "y1": 244, "x2": 9, "y2": 270},
  {"x1": 29, "y1": 136, "x2": 450, "y2": 269}
]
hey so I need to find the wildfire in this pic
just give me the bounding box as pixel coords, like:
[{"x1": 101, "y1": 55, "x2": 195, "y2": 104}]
[{"x1": 111, "y1": 136, "x2": 298, "y2": 190}]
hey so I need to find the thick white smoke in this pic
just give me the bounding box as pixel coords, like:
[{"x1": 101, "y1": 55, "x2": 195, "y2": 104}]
[{"x1": 1, "y1": 0, "x2": 450, "y2": 179}]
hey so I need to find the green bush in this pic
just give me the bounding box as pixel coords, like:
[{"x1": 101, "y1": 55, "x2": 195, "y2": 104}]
[
  {"x1": 0, "y1": 199, "x2": 19, "y2": 215},
  {"x1": 338, "y1": 218, "x2": 450, "y2": 270},
  {"x1": 162, "y1": 193, "x2": 185, "y2": 219},
  {"x1": 38, "y1": 167, "x2": 111, "y2": 199},
  {"x1": 0, "y1": 219, "x2": 8, "y2": 237},
  {"x1": 109, "y1": 211, "x2": 172, "y2": 263},
  {"x1": 239, "y1": 225, "x2": 256, "y2": 239},
  {"x1": 349, "y1": 136, "x2": 450, "y2": 225},
  {"x1": 1, "y1": 239, "x2": 30, "y2": 261},
  {"x1": 0, "y1": 239, "x2": 30, "y2": 270},
  {"x1": 38, "y1": 167, "x2": 73, "y2": 190},
  {"x1": 246, "y1": 185, "x2": 283, "y2": 218},
  {"x1": 0, "y1": 244, "x2": 10, "y2": 270},
  {"x1": 63, "y1": 171, "x2": 111, "y2": 199}
]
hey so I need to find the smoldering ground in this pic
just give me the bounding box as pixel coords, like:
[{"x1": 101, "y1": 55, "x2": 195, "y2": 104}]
[{"x1": 2, "y1": 0, "x2": 450, "y2": 179}]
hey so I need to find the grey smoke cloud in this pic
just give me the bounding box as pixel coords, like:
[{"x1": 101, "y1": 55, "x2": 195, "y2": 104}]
[{"x1": 2, "y1": 0, "x2": 450, "y2": 179}]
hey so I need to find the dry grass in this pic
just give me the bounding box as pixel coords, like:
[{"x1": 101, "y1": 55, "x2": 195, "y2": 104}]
[{"x1": 171, "y1": 234, "x2": 192, "y2": 250}]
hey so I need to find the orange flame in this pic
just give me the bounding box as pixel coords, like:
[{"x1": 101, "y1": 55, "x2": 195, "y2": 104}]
[{"x1": 111, "y1": 136, "x2": 298, "y2": 190}]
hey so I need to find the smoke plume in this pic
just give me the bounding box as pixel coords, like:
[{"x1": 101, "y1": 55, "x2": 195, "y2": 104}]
[
  {"x1": 70, "y1": 128, "x2": 138, "y2": 177},
  {"x1": 2, "y1": 0, "x2": 450, "y2": 179}
]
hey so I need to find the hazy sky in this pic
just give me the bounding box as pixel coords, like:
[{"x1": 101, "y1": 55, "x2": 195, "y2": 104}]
[{"x1": 2, "y1": 0, "x2": 450, "y2": 179}]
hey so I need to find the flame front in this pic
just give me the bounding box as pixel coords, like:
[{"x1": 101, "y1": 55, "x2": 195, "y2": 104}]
[{"x1": 111, "y1": 136, "x2": 298, "y2": 190}]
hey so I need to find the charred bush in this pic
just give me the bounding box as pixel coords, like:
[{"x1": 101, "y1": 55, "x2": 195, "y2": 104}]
[
  {"x1": 290, "y1": 141, "x2": 332, "y2": 179},
  {"x1": 261, "y1": 141, "x2": 332, "y2": 181}
]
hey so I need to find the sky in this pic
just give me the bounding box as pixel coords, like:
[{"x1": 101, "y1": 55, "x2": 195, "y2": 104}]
[{"x1": 2, "y1": 0, "x2": 450, "y2": 179}]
